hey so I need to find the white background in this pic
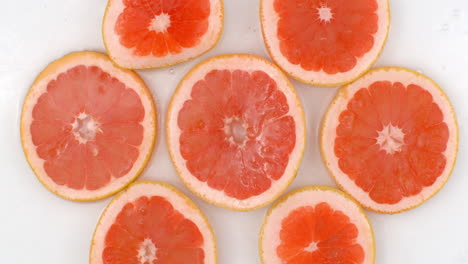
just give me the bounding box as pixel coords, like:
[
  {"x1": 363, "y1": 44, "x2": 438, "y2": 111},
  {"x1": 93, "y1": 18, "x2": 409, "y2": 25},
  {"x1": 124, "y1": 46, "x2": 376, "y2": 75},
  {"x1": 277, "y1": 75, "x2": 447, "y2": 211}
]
[{"x1": 1, "y1": 0, "x2": 468, "y2": 263}]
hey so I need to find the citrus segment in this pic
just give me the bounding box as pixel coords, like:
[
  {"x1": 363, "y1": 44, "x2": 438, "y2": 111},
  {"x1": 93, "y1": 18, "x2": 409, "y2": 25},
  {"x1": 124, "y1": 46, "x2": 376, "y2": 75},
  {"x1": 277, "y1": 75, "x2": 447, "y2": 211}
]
[
  {"x1": 21, "y1": 51, "x2": 157, "y2": 201},
  {"x1": 90, "y1": 181, "x2": 216, "y2": 264},
  {"x1": 167, "y1": 54, "x2": 305, "y2": 211},
  {"x1": 103, "y1": 0, "x2": 223, "y2": 69},
  {"x1": 260, "y1": 187, "x2": 374, "y2": 264},
  {"x1": 179, "y1": 70, "x2": 295, "y2": 199},
  {"x1": 260, "y1": 0, "x2": 390, "y2": 86},
  {"x1": 116, "y1": 0, "x2": 210, "y2": 56},
  {"x1": 321, "y1": 67, "x2": 458, "y2": 213},
  {"x1": 277, "y1": 204, "x2": 365, "y2": 263}
]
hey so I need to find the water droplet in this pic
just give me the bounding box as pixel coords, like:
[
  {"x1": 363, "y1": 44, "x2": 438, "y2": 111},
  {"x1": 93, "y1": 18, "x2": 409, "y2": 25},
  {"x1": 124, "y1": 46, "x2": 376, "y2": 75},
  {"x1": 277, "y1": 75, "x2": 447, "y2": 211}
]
[
  {"x1": 442, "y1": 65, "x2": 447, "y2": 71},
  {"x1": 416, "y1": 69, "x2": 424, "y2": 74},
  {"x1": 439, "y1": 23, "x2": 450, "y2": 32},
  {"x1": 169, "y1": 68, "x2": 175, "y2": 74},
  {"x1": 453, "y1": 9, "x2": 461, "y2": 17}
]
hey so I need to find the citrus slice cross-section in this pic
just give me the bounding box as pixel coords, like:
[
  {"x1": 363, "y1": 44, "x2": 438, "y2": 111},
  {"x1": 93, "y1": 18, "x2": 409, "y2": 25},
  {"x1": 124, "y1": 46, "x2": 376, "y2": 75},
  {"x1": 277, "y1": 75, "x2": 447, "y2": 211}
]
[
  {"x1": 321, "y1": 67, "x2": 458, "y2": 213},
  {"x1": 260, "y1": 186, "x2": 375, "y2": 264},
  {"x1": 103, "y1": 0, "x2": 224, "y2": 69},
  {"x1": 167, "y1": 54, "x2": 306, "y2": 211},
  {"x1": 21, "y1": 51, "x2": 157, "y2": 201},
  {"x1": 90, "y1": 181, "x2": 216, "y2": 264},
  {"x1": 260, "y1": 0, "x2": 390, "y2": 86}
]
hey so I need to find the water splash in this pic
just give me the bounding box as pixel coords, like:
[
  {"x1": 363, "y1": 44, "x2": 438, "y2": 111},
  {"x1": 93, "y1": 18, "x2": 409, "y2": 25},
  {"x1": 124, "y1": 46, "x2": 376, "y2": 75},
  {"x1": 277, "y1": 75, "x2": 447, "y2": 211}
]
[{"x1": 438, "y1": 23, "x2": 450, "y2": 32}]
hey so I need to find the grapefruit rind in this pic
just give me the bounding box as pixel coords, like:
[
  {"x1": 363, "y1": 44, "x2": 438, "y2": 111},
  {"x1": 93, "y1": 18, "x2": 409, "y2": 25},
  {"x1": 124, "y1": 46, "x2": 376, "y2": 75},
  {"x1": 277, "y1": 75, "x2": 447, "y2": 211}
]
[
  {"x1": 166, "y1": 54, "x2": 306, "y2": 211},
  {"x1": 20, "y1": 51, "x2": 157, "y2": 201},
  {"x1": 89, "y1": 180, "x2": 217, "y2": 264},
  {"x1": 259, "y1": 186, "x2": 375, "y2": 264},
  {"x1": 320, "y1": 67, "x2": 458, "y2": 214},
  {"x1": 260, "y1": 0, "x2": 390, "y2": 87},
  {"x1": 102, "y1": 0, "x2": 224, "y2": 69}
]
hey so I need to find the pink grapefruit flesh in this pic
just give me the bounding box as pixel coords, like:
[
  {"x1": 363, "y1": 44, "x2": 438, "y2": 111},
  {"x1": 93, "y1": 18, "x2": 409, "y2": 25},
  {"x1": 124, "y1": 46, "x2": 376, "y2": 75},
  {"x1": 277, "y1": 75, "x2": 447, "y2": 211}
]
[
  {"x1": 260, "y1": 0, "x2": 390, "y2": 86},
  {"x1": 90, "y1": 181, "x2": 216, "y2": 264},
  {"x1": 21, "y1": 51, "x2": 157, "y2": 201},
  {"x1": 321, "y1": 67, "x2": 458, "y2": 213},
  {"x1": 103, "y1": 0, "x2": 224, "y2": 69},
  {"x1": 167, "y1": 54, "x2": 306, "y2": 211},
  {"x1": 260, "y1": 186, "x2": 375, "y2": 264}
]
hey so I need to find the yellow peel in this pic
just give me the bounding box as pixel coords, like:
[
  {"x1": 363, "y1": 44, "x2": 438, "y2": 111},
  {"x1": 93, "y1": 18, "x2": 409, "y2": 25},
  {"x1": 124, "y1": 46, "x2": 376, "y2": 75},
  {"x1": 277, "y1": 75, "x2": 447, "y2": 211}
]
[
  {"x1": 259, "y1": 0, "x2": 391, "y2": 87},
  {"x1": 20, "y1": 51, "x2": 157, "y2": 201},
  {"x1": 259, "y1": 186, "x2": 375, "y2": 264},
  {"x1": 320, "y1": 67, "x2": 459, "y2": 214},
  {"x1": 166, "y1": 54, "x2": 306, "y2": 211}
]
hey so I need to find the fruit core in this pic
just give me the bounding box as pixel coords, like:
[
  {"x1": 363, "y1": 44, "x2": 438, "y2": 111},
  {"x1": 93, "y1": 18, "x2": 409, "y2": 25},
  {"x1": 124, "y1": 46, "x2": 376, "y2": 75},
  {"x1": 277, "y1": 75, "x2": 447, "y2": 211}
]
[
  {"x1": 72, "y1": 113, "x2": 100, "y2": 143},
  {"x1": 149, "y1": 13, "x2": 171, "y2": 33},
  {"x1": 137, "y1": 238, "x2": 157, "y2": 264},
  {"x1": 376, "y1": 124, "x2": 405, "y2": 155},
  {"x1": 304, "y1": 241, "x2": 318, "y2": 252},
  {"x1": 317, "y1": 6, "x2": 333, "y2": 23},
  {"x1": 224, "y1": 117, "x2": 247, "y2": 146}
]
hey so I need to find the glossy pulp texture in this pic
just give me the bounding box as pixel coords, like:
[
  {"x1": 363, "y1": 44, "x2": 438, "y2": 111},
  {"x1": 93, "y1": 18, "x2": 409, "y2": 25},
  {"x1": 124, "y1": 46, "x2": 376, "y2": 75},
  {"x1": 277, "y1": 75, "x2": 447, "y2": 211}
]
[
  {"x1": 31, "y1": 65, "x2": 145, "y2": 191},
  {"x1": 116, "y1": 0, "x2": 210, "y2": 57},
  {"x1": 335, "y1": 81, "x2": 449, "y2": 204},
  {"x1": 177, "y1": 69, "x2": 296, "y2": 200},
  {"x1": 278, "y1": 202, "x2": 364, "y2": 264},
  {"x1": 103, "y1": 195, "x2": 205, "y2": 264},
  {"x1": 275, "y1": 0, "x2": 378, "y2": 74}
]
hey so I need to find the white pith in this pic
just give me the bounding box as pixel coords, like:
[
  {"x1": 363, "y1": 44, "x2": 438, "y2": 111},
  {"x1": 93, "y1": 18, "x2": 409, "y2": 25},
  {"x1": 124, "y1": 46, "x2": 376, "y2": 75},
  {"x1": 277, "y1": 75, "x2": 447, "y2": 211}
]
[
  {"x1": 72, "y1": 113, "x2": 101, "y2": 144},
  {"x1": 90, "y1": 181, "x2": 216, "y2": 264},
  {"x1": 260, "y1": 187, "x2": 374, "y2": 264},
  {"x1": 103, "y1": 0, "x2": 223, "y2": 69},
  {"x1": 304, "y1": 241, "x2": 318, "y2": 252},
  {"x1": 149, "y1": 13, "x2": 171, "y2": 33},
  {"x1": 376, "y1": 124, "x2": 405, "y2": 155},
  {"x1": 21, "y1": 53, "x2": 156, "y2": 200},
  {"x1": 224, "y1": 117, "x2": 248, "y2": 147},
  {"x1": 321, "y1": 68, "x2": 458, "y2": 213},
  {"x1": 260, "y1": 0, "x2": 389, "y2": 85},
  {"x1": 167, "y1": 54, "x2": 306, "y2": 211},
  {"x1": 137, "y1": 238, "x2": 157, "y2": 264},
  {"x1": 317, "y1": 6, "x2": 333, "y2": 23}
]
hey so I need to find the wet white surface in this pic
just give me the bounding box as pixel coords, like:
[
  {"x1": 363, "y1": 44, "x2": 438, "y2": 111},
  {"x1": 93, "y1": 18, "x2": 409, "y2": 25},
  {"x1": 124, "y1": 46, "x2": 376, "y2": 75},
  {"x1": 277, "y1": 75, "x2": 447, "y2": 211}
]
[{"x1": 1, "y1": 0, "x2": 468, "y2": 263}]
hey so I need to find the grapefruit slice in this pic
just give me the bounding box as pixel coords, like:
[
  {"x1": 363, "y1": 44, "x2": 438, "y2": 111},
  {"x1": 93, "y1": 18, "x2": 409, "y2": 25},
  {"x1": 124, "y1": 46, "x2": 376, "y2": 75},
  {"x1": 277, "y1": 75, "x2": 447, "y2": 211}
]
[
  {"x1": 260, "y1": 186, "x2": 375, "y2": 264},
  {"x1": 321, "y1": 67, "x2": 458, "y2": 213},
  {"x1": 260, "y1": 0, "x2": 390, "y2": 86},
  {"x1": 103, "y1": 0, "x2": 224, "y2": 69},
  {"x1": 21, "y1": 51, "x2": 157, "y2": 201},
  {"x1": 167, "y1": 54, "x2": 306, "y2": 211},
  {"x1": 90, "y1": 181, "x2": 216, "y2": 264}
]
